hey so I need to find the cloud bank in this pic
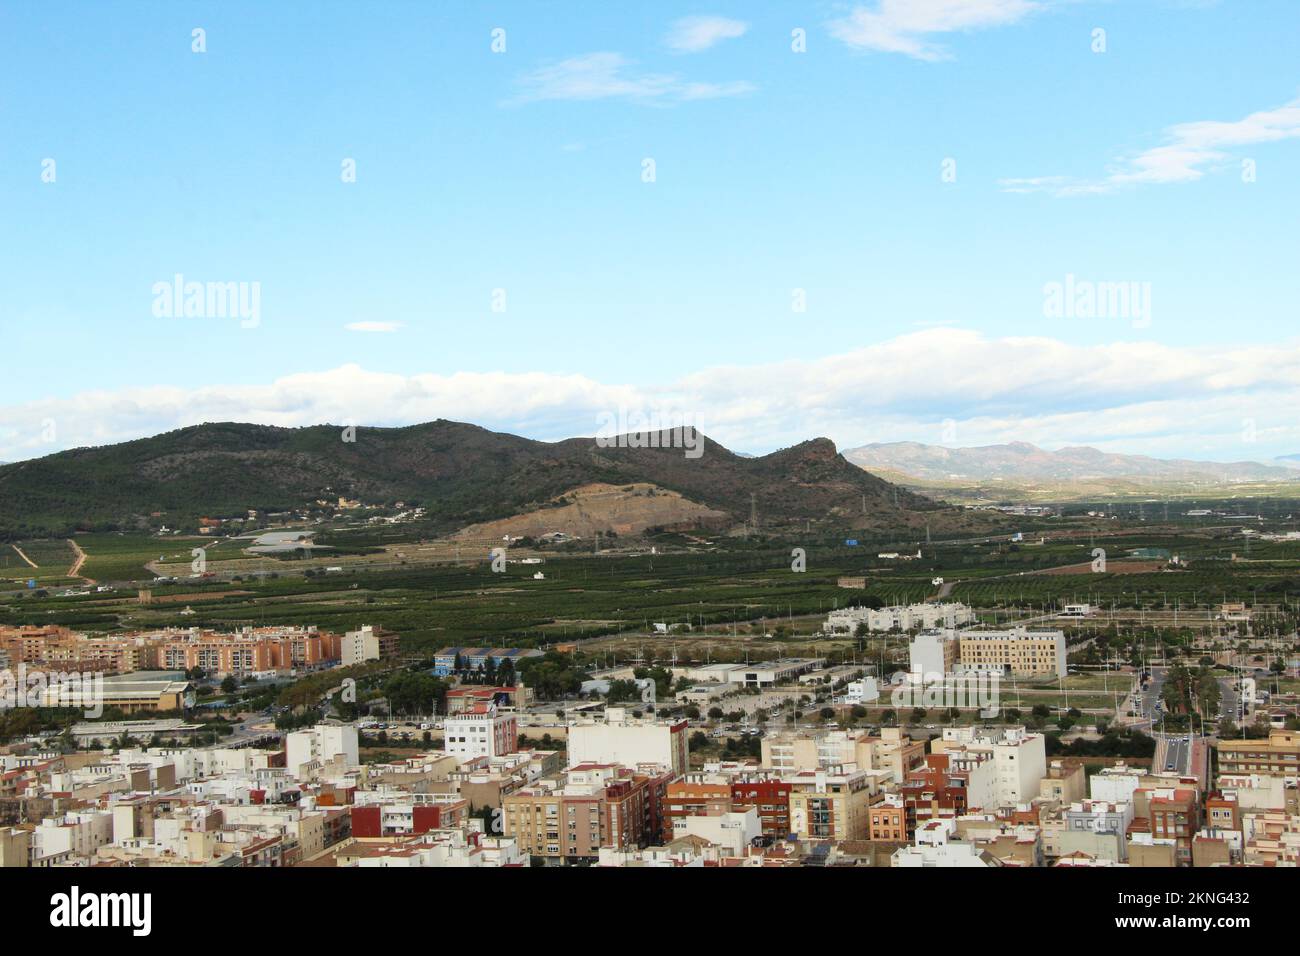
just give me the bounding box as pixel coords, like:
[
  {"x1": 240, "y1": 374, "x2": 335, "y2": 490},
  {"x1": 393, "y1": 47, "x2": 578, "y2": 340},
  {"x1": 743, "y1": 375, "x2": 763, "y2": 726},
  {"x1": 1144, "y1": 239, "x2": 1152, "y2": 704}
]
[{"x1": 4, "y1": 330, "x2": 1299, "y2": 463}]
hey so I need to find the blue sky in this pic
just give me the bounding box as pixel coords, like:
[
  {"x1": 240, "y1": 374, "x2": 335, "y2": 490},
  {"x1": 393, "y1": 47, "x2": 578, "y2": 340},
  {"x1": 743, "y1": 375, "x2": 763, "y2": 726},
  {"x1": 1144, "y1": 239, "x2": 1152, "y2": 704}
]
[{"x1": 2, "y1": 1, "x2": 1299, "y2": 463}]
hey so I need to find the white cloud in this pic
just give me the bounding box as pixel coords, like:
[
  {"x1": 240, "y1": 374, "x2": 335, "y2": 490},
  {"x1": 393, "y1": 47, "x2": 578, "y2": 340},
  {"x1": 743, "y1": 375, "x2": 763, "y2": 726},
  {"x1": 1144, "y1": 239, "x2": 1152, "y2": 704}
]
[
  {"x1": 5, "y1": 331, "x2": 1300, "y2": 463},
  {"x1": 1003, "y1": 96, "x2": 1300, "y2": 195},
  {"x1": 665, "y1": 16, "x2": 749, "y2": 53},
  {"x1": 509, "y1": 52, "x2": 754, "y2": 105},
  {"x1": 345, "y1": 321, "x2": 404, "y2": 333},
  {"x1": 828, "y1": 0, "x2": 1043, "y2": 61}
]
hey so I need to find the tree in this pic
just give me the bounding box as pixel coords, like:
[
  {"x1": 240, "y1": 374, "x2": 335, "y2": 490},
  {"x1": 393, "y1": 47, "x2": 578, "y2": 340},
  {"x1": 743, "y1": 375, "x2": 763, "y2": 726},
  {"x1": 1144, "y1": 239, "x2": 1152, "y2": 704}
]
[
  {"x1": 382, "y1": 672, "x2": 447, "y2": 716},
  {"x1": 606, "y1": 679, "x2": 640, "y2": 704},
  {"x1": 220, "y1": 675, "x2": 239, "y2": 694}
]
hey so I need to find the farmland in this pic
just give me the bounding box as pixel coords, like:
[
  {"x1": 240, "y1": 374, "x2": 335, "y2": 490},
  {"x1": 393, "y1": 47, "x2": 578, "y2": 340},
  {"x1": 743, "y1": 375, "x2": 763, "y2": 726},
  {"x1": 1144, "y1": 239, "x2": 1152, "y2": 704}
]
[{"x1": 0, "y1": 522, "x2": 1295, "y2": 662}]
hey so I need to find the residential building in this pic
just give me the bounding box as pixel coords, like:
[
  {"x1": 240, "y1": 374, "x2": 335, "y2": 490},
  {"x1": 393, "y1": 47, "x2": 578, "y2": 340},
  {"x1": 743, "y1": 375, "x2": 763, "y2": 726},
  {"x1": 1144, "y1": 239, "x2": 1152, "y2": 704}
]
[
  {"x1": 824, "y1": 602, "x2": 973, "y2": 635},
  {"x1": 341, "y1": 625, "x2": 398, "y2": 666},
  {"x1": 892, "y1": 819, "x2": 998, "y2": 867},
  {"x1": 286, "y1": 725, "x2": 360, "y2": 777},
  {"x1": 1216, "y1": 730, "x2": 1300, "y2": 784},
  {"x1": 444, "y1": 706, "x2": 518, "y2": 762},
  {"x1": 788, "y1": 769, "x2": 884, "y2": 842},
  {"x1": 567, "y1": 707, "x2": 688, "y2": 775}
]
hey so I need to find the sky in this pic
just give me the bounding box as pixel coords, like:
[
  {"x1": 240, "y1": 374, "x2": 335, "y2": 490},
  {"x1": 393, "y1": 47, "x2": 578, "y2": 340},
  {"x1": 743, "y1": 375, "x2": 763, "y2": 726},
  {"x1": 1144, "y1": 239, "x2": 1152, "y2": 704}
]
[{"x1": 1, "y1": 0, "x2": 1298, "y2": 464}]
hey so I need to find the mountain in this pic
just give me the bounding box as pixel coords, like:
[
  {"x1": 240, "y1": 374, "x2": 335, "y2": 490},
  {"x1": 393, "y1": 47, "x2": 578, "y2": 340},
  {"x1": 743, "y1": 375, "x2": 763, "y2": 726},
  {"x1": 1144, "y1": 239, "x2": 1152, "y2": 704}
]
[
  {"x1": 0, "y1": 420, "x2": 963, "y2": 539},
  {"x1": 844, "y1": 440, "x2": 1298, "y2": 485}
]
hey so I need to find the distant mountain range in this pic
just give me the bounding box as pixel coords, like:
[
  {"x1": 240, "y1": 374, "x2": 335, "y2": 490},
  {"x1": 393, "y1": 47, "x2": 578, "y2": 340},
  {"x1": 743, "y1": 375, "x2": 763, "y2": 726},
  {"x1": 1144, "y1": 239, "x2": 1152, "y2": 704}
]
[
  {"x1": 0, "y1": 420, "x2": 981, "y2": 539},
  {"x1": 844, "y1": 440, "x2": 1300, "y2": 486}
]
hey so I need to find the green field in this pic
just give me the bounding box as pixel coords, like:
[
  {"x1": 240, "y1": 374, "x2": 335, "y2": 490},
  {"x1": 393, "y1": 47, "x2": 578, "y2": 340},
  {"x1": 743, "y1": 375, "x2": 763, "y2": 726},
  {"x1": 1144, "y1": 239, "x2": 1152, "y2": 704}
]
[
  {"x1": 0, "y1": 539, "x2": 75, "y2": 584},
  {"x1": 73, "y1": 532, "x2": 212, "y2": 582},
  {"x1": 1, "y1": 523, "x2": 1297, "y2": 668}
]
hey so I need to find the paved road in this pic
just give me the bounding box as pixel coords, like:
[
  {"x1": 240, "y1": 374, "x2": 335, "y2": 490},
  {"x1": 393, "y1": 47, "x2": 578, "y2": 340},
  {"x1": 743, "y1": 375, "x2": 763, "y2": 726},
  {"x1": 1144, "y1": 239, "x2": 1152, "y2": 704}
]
[
  {"x1": 1161, "y1": 734, "x2": 1190, "y2": 773},
  {"x1": 1218, "y1": 676, "x2": 1246, "y2": 723}
]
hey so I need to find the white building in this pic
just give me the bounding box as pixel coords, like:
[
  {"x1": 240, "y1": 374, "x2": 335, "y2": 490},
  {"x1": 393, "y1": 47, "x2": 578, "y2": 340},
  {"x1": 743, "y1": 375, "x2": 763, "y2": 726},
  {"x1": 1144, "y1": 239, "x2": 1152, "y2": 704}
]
[
  {"x1": 567, "y1": 707, "x2": 687, "y2": 774},
  {"x1": 285, "y1": 724, "x2": 359, "y2": 778},
  {"x1": 341, "y1": 625, "x2": 383, "y2": 666},
  {"x1": 349, "y1": 829, "x2": 525, "y2": 867},
  {"x1": 937, "y1": 727, "x2": 1047, "y2": 807},
  {"x1": 1089, "y1": 764, "x2": 1143, "y2": 805},
  {"x1": 909, "y1": 630, "x2": 957, "y2": 677},
  {"x1": 842, "y1": 678, "x2": 879, "y2": 705},
  {"x1": 671, "y1": 808, "x2": 761, "y2": 856},
  {"x1": 443, "y1": 706, "x2": 518, "y2": 761},
  {"x1": 892, "y1": 819, "x2": 995, "y2": 868},
  {"x1": 824, "y1": 602, "x2": 973, "y2": 635},
  {"x1": 31, "y1": 810, "x2": 115, "y2": 865}
]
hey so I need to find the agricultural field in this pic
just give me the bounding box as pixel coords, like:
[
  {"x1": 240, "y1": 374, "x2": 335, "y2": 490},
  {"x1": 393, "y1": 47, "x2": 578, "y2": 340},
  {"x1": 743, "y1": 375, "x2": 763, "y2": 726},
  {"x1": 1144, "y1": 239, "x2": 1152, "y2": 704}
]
[
  {"x1": 1, "y1": 522, "x2": 1297, "y2": 670},
  {"x1": 0, "y1": 538, "x2": 76, "y2": 585},
  {"x1": 72, "y1": 532, "x2": 202, "y2": 582}
]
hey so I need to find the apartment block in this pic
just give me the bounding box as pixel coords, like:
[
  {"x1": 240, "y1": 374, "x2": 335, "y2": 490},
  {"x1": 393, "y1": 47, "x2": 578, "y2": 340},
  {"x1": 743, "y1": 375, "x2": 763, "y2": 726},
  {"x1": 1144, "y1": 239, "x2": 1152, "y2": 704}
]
[
  {"x1": 503, "y1": 765, "x2": 654, "y2": 862},
  {"x1": 824, "y1": 602, "x2": 973, "y2": 635},
  {"x1": 788, "y1": 768, "x2": 884, "y2": 842},
  {"x1": 1217, "y1": 730, "x2": 1300, "y2": 784},
  {"x1": 567, "y1": 708, "x2": 688, "y2": 775},
  {"x1": 444, "y1": 706, "x2": 518, "y2": 762}
]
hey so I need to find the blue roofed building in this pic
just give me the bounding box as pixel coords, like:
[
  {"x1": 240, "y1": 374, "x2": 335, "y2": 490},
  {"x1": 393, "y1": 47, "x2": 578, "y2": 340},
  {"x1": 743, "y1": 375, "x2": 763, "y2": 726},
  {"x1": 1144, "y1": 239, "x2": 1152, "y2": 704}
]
[{"x1": 433, "y1": 646, "x2": 544, "y2": 676}]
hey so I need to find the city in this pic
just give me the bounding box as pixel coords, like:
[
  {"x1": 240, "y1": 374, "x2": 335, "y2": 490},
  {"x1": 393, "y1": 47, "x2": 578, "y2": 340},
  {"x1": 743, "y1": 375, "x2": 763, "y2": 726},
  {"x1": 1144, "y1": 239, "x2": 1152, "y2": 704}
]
[{"x1": 3, "y1": 0, "x2": 1297, "y2": 938}]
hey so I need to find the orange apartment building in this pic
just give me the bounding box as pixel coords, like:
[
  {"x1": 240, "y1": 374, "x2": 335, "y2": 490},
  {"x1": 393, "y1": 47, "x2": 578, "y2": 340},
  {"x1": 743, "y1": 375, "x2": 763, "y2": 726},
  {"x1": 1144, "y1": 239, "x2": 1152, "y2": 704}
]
[
  {"x1": 157, "y1": 627, "x2": 342, "y2": 675},
  {"x1": 0, "y1": 624, "x2": 343, "y2": 677},
  {"x1": 868, "y1": 796, "x2": 907, "y2": 842}
]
